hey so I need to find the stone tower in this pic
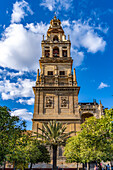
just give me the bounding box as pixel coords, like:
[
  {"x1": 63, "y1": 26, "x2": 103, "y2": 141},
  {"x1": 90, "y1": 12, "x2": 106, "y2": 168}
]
[
  {"x1": 32, "y1": 16, "x2": 104, "y2": 168},
  {"x1": 32, "y1": 16, "x2": 81, "y2": 135}
]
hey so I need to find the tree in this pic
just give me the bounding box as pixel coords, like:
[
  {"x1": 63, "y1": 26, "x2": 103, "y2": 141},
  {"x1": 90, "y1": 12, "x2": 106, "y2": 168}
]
[
  {"x1": 64, "y1": 135, "x2": 82, "y2": 170},
  {"x1": 7, "y1": 133, "x2": 30, "y2": 170},
  {"x1": 7, "y1": 132, "x2": 50, "y2": 170},
  {"x1": 37, "y1": 120, "x2": 73, "y2": 170},
  {"x1": 64, "y1": 109, "x2": 113, "y2": 170},
  {"x1": 0, "y1": 106, "x2": 26, "y2": 168},
  {"x1": 26, "y1": 136, "x2": 50, "y2": 169}
]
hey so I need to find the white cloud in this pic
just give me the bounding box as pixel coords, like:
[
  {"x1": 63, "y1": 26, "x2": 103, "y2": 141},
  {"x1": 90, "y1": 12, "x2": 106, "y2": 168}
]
[
  {"x1": 72, "y1": 49, "x2": 84, "y2": 67},
  {"x1": 95, "y1": 25, "x2": 109, "y2": 34},
  {"x1": 0, "y1": 16, "x2": 107, "y2": 73},
  {"x1": 11, "y1": 109, "x2": 33, "y2": 121},
  {"x1": 63, "y1": 20, "x2": 106, "y2": 54},
  {"x1": 17, "y1": 98, "x2": 34, "y2": 105},
  {"x1": 0, "y1": 23, "x2": 48, "y2": 72},
  {"x1": 0, "y1": 78, "x2": 35, "y2": 100},
  {"x1": 7, "y1": 71, "x2": 24, "y2": 77},
  {"x1": 11, "y1": 0, "x2": 33, "y2": 23},
  {"x1": 98, "y1": 82, "x2": 110, "y2": 89},
  {"x1": 25, "y1": 22, "x2": 49, "y2": 34},
  {"x1": 40, "y1": 0, "x2": 73, "y2": 11},
  {"x1": 81, "y1": 31, "x2": 106, "y2": 53},
  {"x1": 62, "y1": 20, "x2": 70, "y2": 27}
]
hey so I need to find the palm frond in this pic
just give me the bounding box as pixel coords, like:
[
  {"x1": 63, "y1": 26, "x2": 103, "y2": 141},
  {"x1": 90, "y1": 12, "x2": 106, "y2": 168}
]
[{"x1": 36, "y1": 120, "x2": 74, "y2": 146}]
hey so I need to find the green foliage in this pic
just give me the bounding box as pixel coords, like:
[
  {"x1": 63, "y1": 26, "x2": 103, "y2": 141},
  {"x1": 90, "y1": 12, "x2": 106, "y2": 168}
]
[
  {"x1": 37, "y1": 120, "x2": 73, "y2": 146},
  {"x1": 0, "y1": 106, "x2": 26, "y2": 165},
  {"x1": 36, "y1": 144, "x2": 50, "y2": 163},
  {"x1": 7, "y1": 132, "x2": 50, "y2": 169},
  {"x1": 26, "y1": 136, "x2": 50, "y2": 165},
  {"x1": 0, "y1": 106, "x2": 50, "y2": 168},
  {"x1": 64, "y1": 135, "x2": 82, "y2": 163},
  {"x1": 64, "y1": 108, "x2": 113, "y2": 164},
  {"x1": 7, "y1": 133, "x2": 30, "y2": 168}
]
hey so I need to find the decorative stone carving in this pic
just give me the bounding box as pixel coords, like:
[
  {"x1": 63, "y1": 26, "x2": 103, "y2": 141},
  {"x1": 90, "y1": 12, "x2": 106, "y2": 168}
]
[
  {"x1": 45, "y1": 96, "x2": 54, "y2": 108},
  {"x1": 60, "y1": 96, "x2": 68, "y2": 108}
]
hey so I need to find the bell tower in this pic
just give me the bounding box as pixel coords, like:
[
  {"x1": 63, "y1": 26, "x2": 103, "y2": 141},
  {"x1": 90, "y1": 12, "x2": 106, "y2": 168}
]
[{"x1": 32, "y1": 16, "x2": 81, "y2": 134}]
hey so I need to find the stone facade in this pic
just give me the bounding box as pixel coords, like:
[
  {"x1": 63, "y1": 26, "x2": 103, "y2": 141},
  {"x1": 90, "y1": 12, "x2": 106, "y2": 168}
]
[
  {"x1": 32, "y1": 16, "x2": 81, "y2": 135},
  {"x1": 32, "y1": 16, "x2": 104, "y2": 167}
]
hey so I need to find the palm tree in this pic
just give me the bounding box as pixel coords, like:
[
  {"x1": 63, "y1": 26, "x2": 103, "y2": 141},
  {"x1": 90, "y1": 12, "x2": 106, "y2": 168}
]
[{"x1": 37, "y1": 120, "x2": 73, "y2": 170}]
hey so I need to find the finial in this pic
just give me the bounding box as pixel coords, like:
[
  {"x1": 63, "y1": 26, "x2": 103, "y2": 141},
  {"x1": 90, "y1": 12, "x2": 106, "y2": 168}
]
[
  {"x1": 37, "y1": 69, "x2": 39, "y2": 82},
  {"x1": 73, "y1": 68, "x2": 77, "y2": 84},
  {"x1": 99, "y1": 100, "x2": 102, "y2": 105},
  {"x1": 54, "y1": 12, "x2": 57, "y2": 20},
  {"x1": 43, "y1": 35, "x2": 44, "y2": 41}
]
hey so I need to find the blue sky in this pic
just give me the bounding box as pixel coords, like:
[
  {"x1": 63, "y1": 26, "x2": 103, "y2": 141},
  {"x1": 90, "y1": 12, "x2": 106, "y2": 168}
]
[{"x1": 0, "y1": 0, "x2": 113, "y2": 130}]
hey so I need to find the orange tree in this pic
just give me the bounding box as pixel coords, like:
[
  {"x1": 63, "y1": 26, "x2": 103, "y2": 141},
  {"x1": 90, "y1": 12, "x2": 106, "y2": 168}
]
[
  {"x1": 0, "y1": 106, "x2": 26, "y2": 168},
  {"x1": 64, "y1": 109, "x2": 113, "y2": 170}
]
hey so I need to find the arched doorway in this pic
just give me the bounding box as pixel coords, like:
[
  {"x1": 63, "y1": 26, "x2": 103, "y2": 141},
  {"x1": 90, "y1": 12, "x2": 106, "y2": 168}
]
[{"x1": 81, "y1": 113, "x2": 93, "y2": 123}]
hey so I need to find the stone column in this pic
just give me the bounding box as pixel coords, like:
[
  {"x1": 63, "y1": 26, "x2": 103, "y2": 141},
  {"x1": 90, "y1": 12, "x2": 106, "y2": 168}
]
[
  {"x1": 34, "y1": 91, "x2": 40, "y2": 115},
  {"x1": 42, "y1": 45, "x2": 44, "y2": 57},
  {"x1": 50, "y1": 46, "x2": 53, "y2": 57},
  {"x1": 39, "y1": 92, "x2": 44, "y2": 114},
  {"x1": 54, "y1": 94, "x2": 59, "y2": 114},
  {"x1": 67, "y1": 44, "x2": 70, "y2": 57},
  {"x1": 59, "y1": 46, "x2": 62, "y2": 57},
  {"x1": 69, "y1": 95, "x2": 73, "y2": 114},
  {"x1": 36, "y1": 69, "x2": 39, "y2": 82},
  {"x1": 73, "y1": 68, "x2": 77, "y2": 86}
]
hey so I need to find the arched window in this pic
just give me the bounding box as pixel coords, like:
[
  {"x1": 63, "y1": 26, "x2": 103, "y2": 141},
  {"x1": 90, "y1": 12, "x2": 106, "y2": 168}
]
[
  {"x1": 45, "y1": 46, "x2": 50, "y2": 57},
  {"x1": 62, "y1": 50, "x2": 67, "y2": 57},
  {"x1": 53, "y1": 35, "x2": 59, "y2": 42},
  {"x1": 53, "y1": 47, "x2": 59, "y2": 57},
  {"x1": 45, "y1": 50, "x2": 50, "y2": 57}
]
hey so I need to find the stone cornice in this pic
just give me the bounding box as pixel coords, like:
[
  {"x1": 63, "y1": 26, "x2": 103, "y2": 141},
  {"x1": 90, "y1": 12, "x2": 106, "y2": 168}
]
[
  {"x1": 41, "y1": 41, "x2": 71, "y2": 45},
  {"x1": 33, "y1": 86, "x2": 80, "y2": 94},
  {"x1": 32, "y1": 117, "x2": 81, "y2": 121},
  {"x1": 39, "y1": 57, "x2": 73, "y2": 64}
]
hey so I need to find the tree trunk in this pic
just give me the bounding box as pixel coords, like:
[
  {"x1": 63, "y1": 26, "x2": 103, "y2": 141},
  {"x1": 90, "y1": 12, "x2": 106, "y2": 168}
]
[
  {"x1": 82, "y1": 163, "x2": 85, "y2": 170},
  {"x1": 3, "y1": 161, "x2": 6, "y2": 170},
  {"x1": 13, "y1": 161, "x2": 17, "y2": 170},
  {"x1": 89, "y1": 162, "x2": 90, "y2": 170},
  {"x1": 52, "y1": 145, "x2": 57, "y2": 170},
  {"x1": 30, "y1": 162, "x2": 32, "y2": 170},
  {"x1": 77, "y1": 162, "x2": 79, "y2": 170},
  {"x1": 87, "y1": 162, "x2": 89, "y2": 170},
  {"x1": 23, "y1": 161, "x2": 25, "y2": 170}
]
